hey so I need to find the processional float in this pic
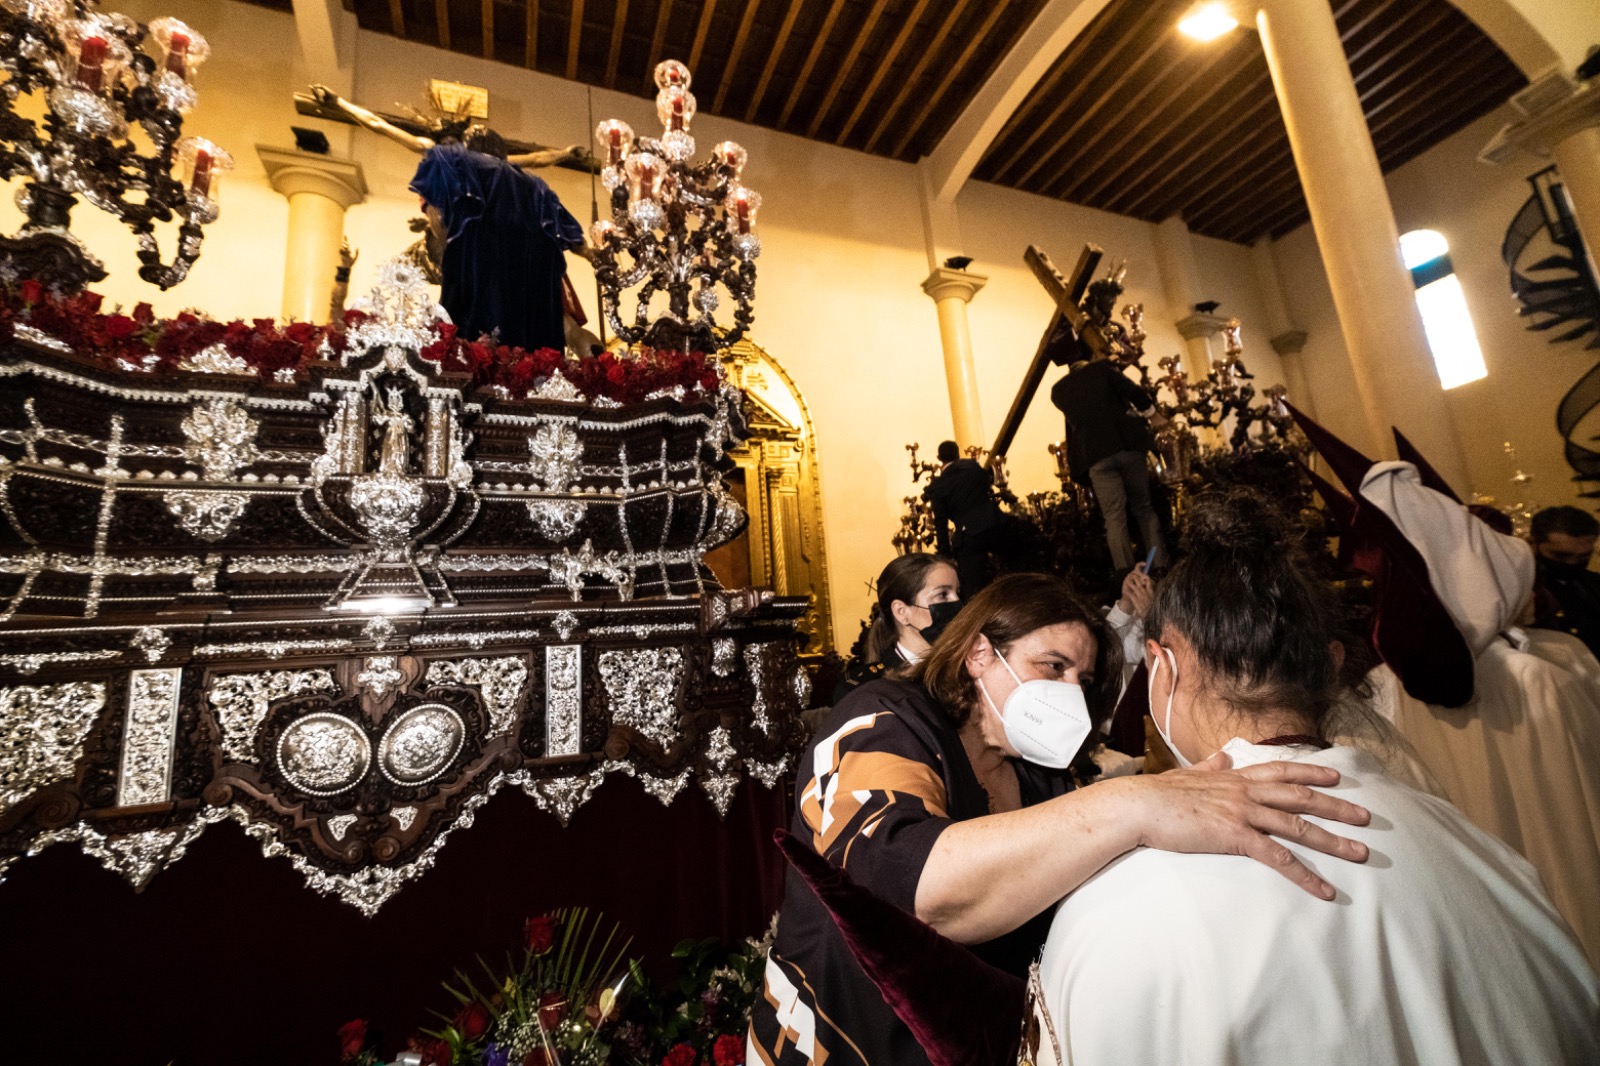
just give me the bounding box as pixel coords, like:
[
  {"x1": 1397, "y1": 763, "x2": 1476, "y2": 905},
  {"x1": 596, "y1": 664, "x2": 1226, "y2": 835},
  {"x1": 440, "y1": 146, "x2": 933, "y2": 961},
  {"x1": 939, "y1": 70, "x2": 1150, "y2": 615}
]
[{"x1": 0, "y1": 29, "x2": 807, "y2": 914}]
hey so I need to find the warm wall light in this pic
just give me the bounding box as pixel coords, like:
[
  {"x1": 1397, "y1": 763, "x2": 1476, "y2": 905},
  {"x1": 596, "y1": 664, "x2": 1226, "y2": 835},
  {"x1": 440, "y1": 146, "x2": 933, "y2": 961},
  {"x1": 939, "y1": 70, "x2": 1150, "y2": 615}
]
[{"x1": 1178, "y1": 3, "x2": 1239, "y2": 41}]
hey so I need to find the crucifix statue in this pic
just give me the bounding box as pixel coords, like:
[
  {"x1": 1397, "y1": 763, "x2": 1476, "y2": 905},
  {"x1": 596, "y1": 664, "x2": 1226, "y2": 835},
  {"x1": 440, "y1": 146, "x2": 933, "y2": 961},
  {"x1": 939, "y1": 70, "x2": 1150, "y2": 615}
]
[{"x1": 301, "y1": 85, "x2": 598, "y2": 355}]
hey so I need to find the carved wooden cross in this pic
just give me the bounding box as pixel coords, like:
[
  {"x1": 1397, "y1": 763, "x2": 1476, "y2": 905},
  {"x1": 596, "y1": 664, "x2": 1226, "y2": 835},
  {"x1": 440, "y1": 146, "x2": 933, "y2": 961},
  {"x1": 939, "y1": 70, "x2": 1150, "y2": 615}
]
[{"x1": 987, "y1": 244, "x2": 1110, "y2": 466}]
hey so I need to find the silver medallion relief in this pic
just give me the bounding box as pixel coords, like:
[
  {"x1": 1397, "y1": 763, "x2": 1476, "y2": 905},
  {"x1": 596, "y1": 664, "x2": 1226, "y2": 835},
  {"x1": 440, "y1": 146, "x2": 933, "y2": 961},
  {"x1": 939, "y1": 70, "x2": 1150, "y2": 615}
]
[
  {"x1": 276, "y1": 713, "x2": 372, "y2": 795},
  {"x1": 378, "y1": 704, "x2": 465, "y2": 786}
]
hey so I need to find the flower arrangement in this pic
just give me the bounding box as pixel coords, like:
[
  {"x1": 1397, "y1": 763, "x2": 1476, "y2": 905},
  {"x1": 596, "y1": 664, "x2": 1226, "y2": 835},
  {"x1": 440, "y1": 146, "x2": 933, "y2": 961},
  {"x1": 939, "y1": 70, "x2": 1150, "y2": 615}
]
[
  {"x1": 336, "y1": 912, "x2": 774, "y2": 1066},
  {"x1": 0, "y1": 278, "x2": 722, "y2": 405}
]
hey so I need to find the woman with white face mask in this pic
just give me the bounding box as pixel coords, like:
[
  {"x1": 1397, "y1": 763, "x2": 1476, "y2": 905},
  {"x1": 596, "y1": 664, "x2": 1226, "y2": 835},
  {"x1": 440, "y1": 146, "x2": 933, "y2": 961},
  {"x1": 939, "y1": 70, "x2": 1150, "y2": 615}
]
[
  {"x1": 1030, "y1": 491, "x2": 1598, "y2": 1066},
  {"x1": 750, "y1": 571, "x2": 1376, "y2": 1066}
]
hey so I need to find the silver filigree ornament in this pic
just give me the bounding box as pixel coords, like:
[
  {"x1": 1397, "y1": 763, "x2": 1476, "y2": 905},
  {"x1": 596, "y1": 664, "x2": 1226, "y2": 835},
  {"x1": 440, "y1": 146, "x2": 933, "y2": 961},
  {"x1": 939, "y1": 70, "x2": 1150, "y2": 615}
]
[
  {"x1": 118, "y1": 668, "x2": 182, "y2": 807},
  {"x1": 599, "y1": 647, "x2": 685, "y2": 748},
  {"x1": 744, "y1": 643, "x2": 772, "y2": 735},
  {"x1": 378, "y1": 703, "x2": 466, "y2": 786},
  {"x1": 327, "y1": 813, "x2": 358, "y2": 841},
  {"x1": 711, "y1": 637, "x2": 738, "y2": 678},
  {"x1": 178, "y1": 343, "x2": 252, "y2": 374},
  {"x1": 349, "y1": 471, "x2": 424, "y2": 557},
  {"x1": 0, "y1": 681, "x2": 107, "y2": 815},
  {"x1": 425, "y1": 658, "x2": 528, "y2": 738},
  {"x1": 209, "y1": 669, "x2": 337, "y2": 764},
  {"x1": 544, "y1": 645, "x2": 582, "y2": 757},
  {"x1": 746, "y1": 755, "x2": 790, "y2": 790},
  {"x1": 524, "y1": 420, "x2": 588, "y2": 539},
  {"x1": 700, "y1": 772, "x2": 740, "y2": 817},
  {"x1": 363, "y1": 615, "x2": 396, "y2": 651},
  {"x1": 391, "y1": 805, "x2": 418, "y2": 831},
  {"x1": 705, "y1": 725, "x2": 738, "y2": 772},
  {"x1": 357, "y1": 656, "x2": 403, "y2": 700},
  {"x1": 792, "y1": 666, "x2": 813, "y2": 708},
  {"x1": 131, "y1": 626, "x2": 171, "y2": 663},
  {"x1": 180, "y1": 397, "x2": 259, "y2": 479},
  {"x1": 276, "y1": 713, "x2": 372, "y2": 796},
  {"x1": 164, "y1": 489, "x2": 248, "y2": 541},
  {"x1": 552, "y1": 610, "x2": 580, "y2": 641},
  {"x1": 16, "y1": 818, "x2": 214, "y2": 892},
  {"x1": 348, "y1": 257, "x2": 450, "y2": 347}
]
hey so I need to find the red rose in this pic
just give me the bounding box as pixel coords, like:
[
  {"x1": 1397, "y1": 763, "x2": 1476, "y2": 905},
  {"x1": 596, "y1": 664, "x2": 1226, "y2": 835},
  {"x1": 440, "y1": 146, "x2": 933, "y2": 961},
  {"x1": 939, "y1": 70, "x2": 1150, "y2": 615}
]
[
  {"x1": 537, "y1": 989, "x2": 568, "y2": 1031},
  {"x1": 284, "y1": 321, "x2": 318, "y2": 346},
  {"x1": 662, "y1": 1042, "x2": 697, "y2": 1066},
  {"x1": 521, "y1": 1052, "x2": 547, "y2": 1066},
  {"x1": 712, "y1": 1035, "x2": 744, "y2": 1066},
  {"x1": 337, "y1": 1018, "x2": 368, "y2": 1062},
  {"x1": 132, "y1": 302, "x2": 154, "y2": 325},
  {"x1": 453, "y1": 1000, "x2": 491, "y2": 1040},
  {"x1": 605, "y1": 361, "x2": 627, "y2": 386},
  {"x1": 407, "y1": 1037, "x2": 451, "y2": 1066},
  {"x1": 19, "y1": 279, "x2": 44, "y2": 305},
  {"x1": 524, "y1": 914, "x2": 559, "y2": 954},
  {"x1": 103, "y1": 314, "x2": 136, "y2": 340}
]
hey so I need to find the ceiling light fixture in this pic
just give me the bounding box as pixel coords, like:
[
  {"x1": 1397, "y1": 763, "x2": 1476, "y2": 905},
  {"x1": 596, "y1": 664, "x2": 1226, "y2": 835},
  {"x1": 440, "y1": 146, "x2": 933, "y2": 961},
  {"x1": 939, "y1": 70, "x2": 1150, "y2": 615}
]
[{"x1": 1178, "y1": 3, "x2": 1239, "y2": 42}]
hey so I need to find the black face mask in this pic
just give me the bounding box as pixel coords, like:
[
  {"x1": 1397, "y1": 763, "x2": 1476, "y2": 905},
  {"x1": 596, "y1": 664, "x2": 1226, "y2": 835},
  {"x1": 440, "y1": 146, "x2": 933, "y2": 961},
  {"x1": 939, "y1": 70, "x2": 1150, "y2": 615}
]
[
  {"x1": 918, "y1": 599, "x2": 964, "y2": 644},
  {"x1": 1542, "y1": 558, "x2": 1592, "y2": 580}
]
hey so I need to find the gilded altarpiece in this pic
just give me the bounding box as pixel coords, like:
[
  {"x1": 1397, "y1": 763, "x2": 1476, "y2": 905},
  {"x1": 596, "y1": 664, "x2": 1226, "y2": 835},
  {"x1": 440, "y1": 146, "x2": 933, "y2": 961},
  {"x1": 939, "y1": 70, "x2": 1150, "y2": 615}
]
[{"x1": 713, "y1": 340, "x2": 833, "y2": 657}]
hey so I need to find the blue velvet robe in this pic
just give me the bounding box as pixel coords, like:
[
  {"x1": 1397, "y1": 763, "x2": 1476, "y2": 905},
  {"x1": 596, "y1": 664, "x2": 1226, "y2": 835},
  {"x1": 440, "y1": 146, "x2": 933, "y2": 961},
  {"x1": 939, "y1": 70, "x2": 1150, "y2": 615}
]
[{"x1": 409, "y1": 143, "x2": 584, "y2": 352}]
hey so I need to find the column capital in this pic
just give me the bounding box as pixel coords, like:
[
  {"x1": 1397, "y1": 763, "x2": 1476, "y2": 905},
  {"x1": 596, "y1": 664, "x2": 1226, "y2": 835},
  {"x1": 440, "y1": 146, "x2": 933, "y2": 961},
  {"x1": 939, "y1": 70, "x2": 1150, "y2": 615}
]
[
  {"x1": 1480, "y1": 74, "x2": 1600, "y2": 163},
  {"x1": 1175, "y1": 311, "x2": 1232, "y2": 341},
  {"x1": 920, "y1": 267, "x2": 988, "y2": 304},
  {"x1": 256, "y1": 146, "x2": 368, "y2": 208},
  {"x1": 1270, "y1": 329, "x2": 1309, "y2": 356}
]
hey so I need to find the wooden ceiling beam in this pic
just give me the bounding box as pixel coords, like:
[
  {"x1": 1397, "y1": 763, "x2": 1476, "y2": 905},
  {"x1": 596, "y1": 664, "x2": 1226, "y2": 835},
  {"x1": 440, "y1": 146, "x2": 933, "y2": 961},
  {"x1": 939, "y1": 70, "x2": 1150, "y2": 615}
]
[
  {"x1": 888, "y1": 0, "x2": 1015, "y2": 159},
  {"x1": 604, "y1": 0, "x2": 629, "y2": 88},
  {"x1": 688, "y1": 0, "x2": 720, "y2": 73},
  {"x1": 566, "y1": 0, "x2": 586, "y2": 80},
  {"x1": 806, "y1": 0, "x2": 892, "y2": 139},
  {"x1": 1038, "y1": 38, "x2": 1220, "y2": 199},
  {"x1": 481, "y1": 0, "x2": 495, "y2": 59},
  {"x1": 862, "y1": 0, "x2": 978, "y2": 155},
  {"x1": 1374, "y1": 71, "x2": 1522, "y2": 165},
  {"x1": 1332, "y1": 0, "x2": 1400, "y2": 46},
  {"x1": 924, "y1": 0, "x2": 1122, "y2": 203},
  {"x1": 1343, "y1": 2, "x2": 1447, "y2": 72},
  {"x1": 388, "y1": 0, "x2": 405, "y2": 37},
  {"x1": 837, "y1": 0, "x2": 935, "y2": 146},
  {"x1": 435, "y1": 0, "x2": 450, "y2": 50},
  {"x1": 711, "y1": 0, "x2": 766, "y2": 116},
  {"x1": 1112, "y1": 100, "x2": 1284, "y2": 218},
  {"x1": 743, "y1": 0, "x2": 805, "y2": 123},
  {"x1": 525, "y1": 0, "x2": 538, "y2": 68},
  {"x1": 1067, "y1": 55, "x2": 1266, "y2": 207},
  {"x1": 777, "y1": 0, "x2": 848, "y2": 128},
  {"x1": 989, "y1": 1, "x2": 1173, "y2": 187},
  {"x1": 647, "y1": 0, "x2": 674, "y2": 79},
  {"x1": 972, "y1": 9, "x2": 1103, "y2": 175},
  {"x1": 1365, "y1": 47, "x2": 1508, "y2": 140},
  {"x1": 1187, "y1": 162, "x2": 1303, "y2": 238},
  {"x1": 1358, "y1": 26, "x2": 1480, "y2": 120}
]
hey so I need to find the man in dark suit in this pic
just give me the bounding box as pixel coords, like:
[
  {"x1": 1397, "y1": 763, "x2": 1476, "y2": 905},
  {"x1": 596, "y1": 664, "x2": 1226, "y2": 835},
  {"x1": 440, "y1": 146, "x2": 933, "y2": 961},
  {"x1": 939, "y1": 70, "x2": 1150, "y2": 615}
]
[
  {"x1": 1050, "y1": 358, "x2": 1167, "y2": 572},
  {"x1": 922, "y1": 441, "x2": 1020, "y2": 595}
]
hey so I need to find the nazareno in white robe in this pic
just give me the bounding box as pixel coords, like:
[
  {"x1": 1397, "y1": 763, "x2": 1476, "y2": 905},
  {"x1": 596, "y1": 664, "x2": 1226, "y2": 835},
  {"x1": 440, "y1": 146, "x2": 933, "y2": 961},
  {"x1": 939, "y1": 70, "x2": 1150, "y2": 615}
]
[
  {"x1": 1031, "y1": 740, "x2": 1599, "y2": 1066},
  {"x1": 1354, "y1": 460, "x2": 1600, "y2": 965}
]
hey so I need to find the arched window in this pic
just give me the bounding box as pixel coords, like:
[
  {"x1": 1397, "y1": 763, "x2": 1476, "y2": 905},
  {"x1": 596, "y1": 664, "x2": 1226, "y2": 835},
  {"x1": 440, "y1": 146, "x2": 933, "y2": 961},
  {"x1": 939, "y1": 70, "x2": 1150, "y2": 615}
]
[{"x1": 1399, "y1": 229, "x2": 1487, "y2": 389}]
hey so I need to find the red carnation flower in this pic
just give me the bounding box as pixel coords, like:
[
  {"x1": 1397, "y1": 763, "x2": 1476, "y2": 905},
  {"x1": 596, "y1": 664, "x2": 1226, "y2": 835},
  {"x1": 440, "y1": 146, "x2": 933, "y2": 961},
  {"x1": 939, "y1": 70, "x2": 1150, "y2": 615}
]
[
  {"x1": 337, "y1": 1018, "x2": 368, "y2": 1062},
  {"x1": 18, "y1": 279, "x2": 44, "y2": 306},
  {"x1": 453, "y1": 1000, "x2": 491, "y2": 1040},
  {"x1": 521, "y1": 1052, "x2": 547, "y2": 1066},
  {"x1": 524, "y1": 914, "x2": 559, "y2": 954},
  {"x1": 662, "y1": 1043, "x2": 697, "y2": 1066},
  {"x1": 132, "y1": 302, "x2": 154, "y2": 325},
  {"x1": 103, "y1": 314, "x2": 136, "y2": 340},
  {"x1": 407, "y1": 1036, "x2": 451, "y2": 1066},
  {"x1": 713, "y1": 1034, "x2": 744, "y2": 1066}
]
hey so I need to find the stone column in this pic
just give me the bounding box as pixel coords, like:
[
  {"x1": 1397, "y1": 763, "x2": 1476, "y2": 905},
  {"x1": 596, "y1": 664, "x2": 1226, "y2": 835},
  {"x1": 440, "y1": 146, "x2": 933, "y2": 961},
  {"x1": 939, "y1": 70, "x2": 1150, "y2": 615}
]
[
  {"x1": 1152, "y1": 215, "x2": 1223, "y2": 377},
  {"x1": 258, "y1": 147, "x2": 368, "y2": 323},
  {"x1": 1256, "y1": 0, "x2": 1471, "y2": 487},
  {"x1": 921, "y1": 267, "x2": 989, "y2": 450},
  {"x1": 1482, "y1": 77, "x2": 1600, "y2": 278},
  {"x1": 1252, "y1": 237, "x2": 1314, "y2": 416}
]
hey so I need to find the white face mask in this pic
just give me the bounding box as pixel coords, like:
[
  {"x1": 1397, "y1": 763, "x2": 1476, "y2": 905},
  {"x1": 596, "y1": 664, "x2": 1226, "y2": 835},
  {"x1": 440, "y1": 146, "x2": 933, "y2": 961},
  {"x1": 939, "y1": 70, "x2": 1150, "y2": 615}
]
[
  {"x1": 976, "y1": 647, "x2": 1093, "y2": 769},
  {"x1": 1147, "y1": 645, "x2": 1190, "y2": 768}
]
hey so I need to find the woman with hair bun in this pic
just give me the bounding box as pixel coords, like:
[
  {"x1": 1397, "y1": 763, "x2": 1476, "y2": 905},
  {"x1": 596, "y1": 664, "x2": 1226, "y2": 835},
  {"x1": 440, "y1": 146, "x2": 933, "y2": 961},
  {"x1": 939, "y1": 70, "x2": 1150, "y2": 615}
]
[
  {"x1": 750, "y1": 567, "x2": 1377, "y2": 1066},
  {"x1": 1029, "y1": 489, "x2": 1599, "y2": 1066}
]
